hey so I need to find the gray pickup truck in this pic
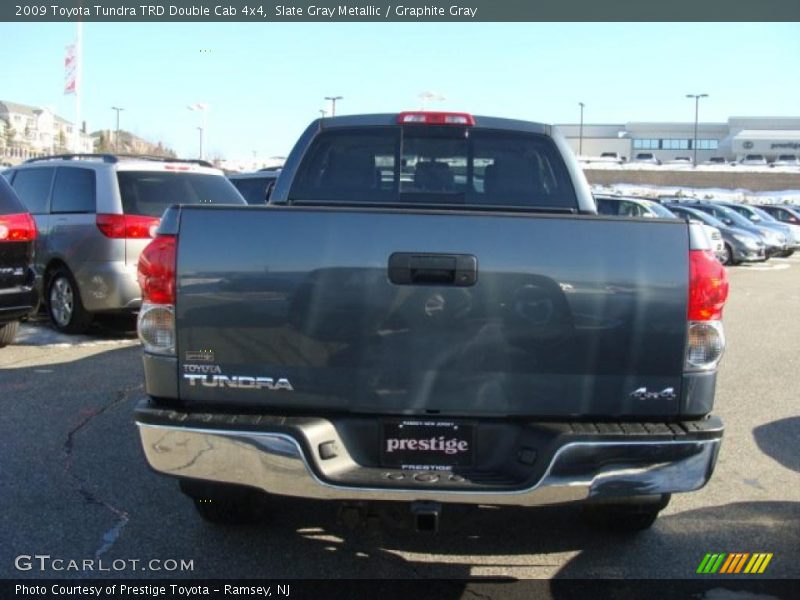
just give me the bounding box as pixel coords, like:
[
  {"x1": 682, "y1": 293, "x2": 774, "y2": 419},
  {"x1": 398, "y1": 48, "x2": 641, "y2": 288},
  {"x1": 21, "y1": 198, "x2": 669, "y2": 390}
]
[{"x1": 134, "y1": 112, "x2": 729, "y2": 532}]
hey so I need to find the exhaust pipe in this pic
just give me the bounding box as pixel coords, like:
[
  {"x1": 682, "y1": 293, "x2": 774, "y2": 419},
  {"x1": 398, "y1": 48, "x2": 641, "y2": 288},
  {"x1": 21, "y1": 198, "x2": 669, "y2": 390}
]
[{"x1": 411, "y1": 501, "x2": 441, "y2": 533}]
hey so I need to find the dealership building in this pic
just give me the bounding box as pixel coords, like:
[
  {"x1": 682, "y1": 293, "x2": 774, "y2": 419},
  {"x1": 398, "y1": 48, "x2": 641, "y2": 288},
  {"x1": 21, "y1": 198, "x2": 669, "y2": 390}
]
[{"x1": 556, "y1": 117, "x2": 800, "y2": 163}]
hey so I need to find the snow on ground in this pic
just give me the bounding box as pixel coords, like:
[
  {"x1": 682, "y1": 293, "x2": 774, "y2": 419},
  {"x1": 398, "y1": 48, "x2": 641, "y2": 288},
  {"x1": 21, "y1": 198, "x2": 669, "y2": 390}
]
[
  {"x1": 590, "y1": 182, "x2": 800, "y2": 204},
  {"x1": 579, "y1": 160, "x2": 800, "y2": 175}
]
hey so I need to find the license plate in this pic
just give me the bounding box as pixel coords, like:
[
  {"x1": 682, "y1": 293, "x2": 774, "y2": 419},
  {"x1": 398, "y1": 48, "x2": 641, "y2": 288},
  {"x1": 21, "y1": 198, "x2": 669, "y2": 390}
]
[{"x1": 381, "y1": 420, "x2": 474, "y2": 469}]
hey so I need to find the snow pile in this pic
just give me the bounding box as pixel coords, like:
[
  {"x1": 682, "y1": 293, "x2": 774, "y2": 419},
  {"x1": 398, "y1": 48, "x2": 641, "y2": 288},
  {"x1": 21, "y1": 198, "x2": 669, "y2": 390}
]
[{"x1": 591, "y1": 183, "x2": 800, "y2": 205}]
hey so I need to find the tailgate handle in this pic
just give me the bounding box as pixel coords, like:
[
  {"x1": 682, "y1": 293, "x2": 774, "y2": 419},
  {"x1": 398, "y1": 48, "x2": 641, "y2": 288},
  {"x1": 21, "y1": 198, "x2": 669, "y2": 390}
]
[{"x1": 388, "y1": 253, "x2": 477, "y2": 287}]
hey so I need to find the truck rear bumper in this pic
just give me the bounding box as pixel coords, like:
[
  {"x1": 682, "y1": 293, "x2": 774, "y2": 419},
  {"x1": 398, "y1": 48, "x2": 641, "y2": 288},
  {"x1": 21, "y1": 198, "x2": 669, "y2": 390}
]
[{"x1": 135, "y1": 404, "x2": 723, "y2": 507}]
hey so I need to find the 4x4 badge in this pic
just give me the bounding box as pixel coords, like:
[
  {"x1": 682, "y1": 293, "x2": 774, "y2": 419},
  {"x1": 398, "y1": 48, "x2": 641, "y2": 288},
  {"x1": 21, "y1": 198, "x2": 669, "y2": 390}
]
[{"x1": 630, "y1": 387, "x2": 676, "y2": 401}]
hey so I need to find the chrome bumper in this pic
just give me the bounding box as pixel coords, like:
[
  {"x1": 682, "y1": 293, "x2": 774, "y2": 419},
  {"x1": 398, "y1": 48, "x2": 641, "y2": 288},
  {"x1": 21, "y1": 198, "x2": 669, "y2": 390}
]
[{"x1": 137, "y1": 420, "x2": 722, "y2": 507}]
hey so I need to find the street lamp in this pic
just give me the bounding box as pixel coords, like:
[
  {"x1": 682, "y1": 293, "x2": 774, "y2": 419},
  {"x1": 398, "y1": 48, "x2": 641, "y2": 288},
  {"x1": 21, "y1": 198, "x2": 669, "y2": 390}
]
[
  {"x1": 319, "y1": 109, "x2": 327, "y2": 118},
  {"x1": 187, "y1": 103, "x2": 208, "y2": 160},
  {"x1": 324, "y1": 96, "x2": 343, "y2": 117},
  {"x1": 111, "y1": 106, "x2": 124, "y2": 152},
  {"x1": 578, "y1": 102, "x2": 585, "y2": 156},
  {"x1": 196, "y1": 127, "x2": 203, "y2": 161},
  {"x1": 686, "y1": 94, "x2": 708, "y2": 167}
]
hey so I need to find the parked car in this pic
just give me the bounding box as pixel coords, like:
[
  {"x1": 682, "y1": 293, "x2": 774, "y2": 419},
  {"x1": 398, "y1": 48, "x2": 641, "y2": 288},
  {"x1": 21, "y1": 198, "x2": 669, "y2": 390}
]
[
  {"x1": 703, "y1": 157, "x2": 729, "y2": 165},
  {"x1": 715, "y1": 201, "x2": 797, "y2": 257},
  {"x1": 595, "y1": 195, "x2": 725, "y2": 261},
  {"x1": 681, "y1": 201, "x2": 788, "y2": 258},
  {"x1": 135, "y1": 111, "x2": 727, "y2": 533},
  {"x1": 739, "y1": 154, "x2": 768, "y2": 166},
  {"x1": 3, "y1": 154, "x2": 246, "y2": 333},
  {"x1": 0, "y1": 175, "x2": 38, "y2": 347},
  {"x1": 632, "y1": 152, "x2": 661, "y2": 165},
  {"x1": 665, "y1": 204, "x2": 766, "y2": 266},
  {"x1": 228, "y1": 170, "x2": 281, "y2": 205},
  {"x1": 664, "y1": 157, "x2": 692, "y2": 167},
  {"x1": 771, "y1": 155, "x2": 800, "y2": 167},
  {"x1": 595, "y1": 195, "x2": 656, "y2": 218},
  {"x1": 757, "y1": 204, "x2": 800, "y2": 226},
  {"x1": 749, "y1": 205, "x2": 800, "y2": 249}
]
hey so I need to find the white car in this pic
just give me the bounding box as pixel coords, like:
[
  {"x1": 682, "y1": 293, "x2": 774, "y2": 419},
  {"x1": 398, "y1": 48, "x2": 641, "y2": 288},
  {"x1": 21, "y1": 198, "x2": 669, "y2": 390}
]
[
  {"x1": 739, "y1": 154, "x2": 768, "y2": 166},
  {"x1": 633, "y1": 152, "x2": 661, "y2": 165},
  {"x1": 772, "y1": 154, "x2": 800, "y2": 167},
  {"x1": 701, "y1": 225, "x2": 726, "y2": 261}
]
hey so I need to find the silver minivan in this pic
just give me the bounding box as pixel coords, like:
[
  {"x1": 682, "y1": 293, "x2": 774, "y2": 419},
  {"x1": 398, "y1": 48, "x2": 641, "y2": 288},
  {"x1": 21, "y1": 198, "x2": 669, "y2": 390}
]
[{"x1": 4, "y1": 154, "x2": 246, "y2": 333}]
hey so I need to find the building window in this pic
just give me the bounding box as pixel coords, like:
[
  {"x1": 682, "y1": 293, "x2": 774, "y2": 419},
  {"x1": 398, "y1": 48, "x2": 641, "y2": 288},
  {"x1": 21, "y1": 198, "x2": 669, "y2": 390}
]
[
  {"x1": 662, "y1": 139, "x2": 690, "y2": 150},
  {"x1": 633, "y1": 139, "x2": 660, "y2": 150},
  {"x1": 695, "y1": 139, "x2": 719, "y2": 150}
]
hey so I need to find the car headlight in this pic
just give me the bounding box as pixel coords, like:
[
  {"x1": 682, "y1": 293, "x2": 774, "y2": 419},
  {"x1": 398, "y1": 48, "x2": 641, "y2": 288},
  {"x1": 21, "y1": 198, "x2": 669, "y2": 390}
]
[{"x1": 766, "y1": 232, "x2": 782, "y2": 245}]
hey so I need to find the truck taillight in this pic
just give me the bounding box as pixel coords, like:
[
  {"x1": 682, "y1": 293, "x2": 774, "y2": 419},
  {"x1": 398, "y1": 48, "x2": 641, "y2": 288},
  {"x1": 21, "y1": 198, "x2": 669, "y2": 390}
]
[
  {"x1": 137, "y1": 235, "x2": 176, "y2": 355},
  {"x1": 0, "y1": 213, "x2": 37, "y2": 242},
  {"x1": 397, "y1": 111, "x2": 476, "y2": 126},
  {"x1": 685, "y1": 250, "x2": 729, "y2": 371},
  {"x1": 688, "y1": 250, "x2": 728, "y2": 321},
  {"x1": 97, "y1": 214, "x2": 160, "y2": 239}
]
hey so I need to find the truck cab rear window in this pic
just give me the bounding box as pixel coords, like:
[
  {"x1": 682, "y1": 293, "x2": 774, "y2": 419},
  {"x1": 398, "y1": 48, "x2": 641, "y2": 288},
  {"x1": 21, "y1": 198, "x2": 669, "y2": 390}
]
[{"x1": 289, "y1": 127, "x2": 577, "y2": 210}]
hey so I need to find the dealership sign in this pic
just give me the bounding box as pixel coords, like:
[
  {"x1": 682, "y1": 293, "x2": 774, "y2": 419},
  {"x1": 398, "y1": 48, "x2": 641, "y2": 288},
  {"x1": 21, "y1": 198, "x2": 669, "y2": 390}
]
[{"x1": 735, "y1": 138, "x2": 800, "y2": 154}]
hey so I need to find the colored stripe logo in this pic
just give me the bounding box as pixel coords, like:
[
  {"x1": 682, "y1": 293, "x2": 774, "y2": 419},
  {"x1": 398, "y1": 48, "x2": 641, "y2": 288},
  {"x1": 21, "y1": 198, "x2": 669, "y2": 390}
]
[{"x1": 697, "y1": 553, "x2": 773, "y2": 574}]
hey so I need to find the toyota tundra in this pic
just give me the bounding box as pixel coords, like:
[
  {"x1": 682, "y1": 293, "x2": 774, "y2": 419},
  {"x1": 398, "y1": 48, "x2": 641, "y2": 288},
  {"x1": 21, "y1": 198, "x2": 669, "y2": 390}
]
[{"x1": 134, "y1": 112, "x2": 728, "y2": 532}]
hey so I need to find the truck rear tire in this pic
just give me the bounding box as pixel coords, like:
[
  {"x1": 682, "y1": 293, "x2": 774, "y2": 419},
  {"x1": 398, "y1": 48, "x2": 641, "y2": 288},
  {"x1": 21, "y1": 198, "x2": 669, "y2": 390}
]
[
  {"x1": 179, "y1": 480, "x2": 266, "y2": 525},
  {"x1": 582, "y1": 494, "x2": 670, "y2": 533}
]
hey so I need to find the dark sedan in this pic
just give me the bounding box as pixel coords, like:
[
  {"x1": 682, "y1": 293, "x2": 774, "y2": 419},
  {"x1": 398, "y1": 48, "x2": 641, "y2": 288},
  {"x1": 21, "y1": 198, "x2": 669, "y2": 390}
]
[{"x1": 0, "y1": 175, "x2": 38, "y2": 347}]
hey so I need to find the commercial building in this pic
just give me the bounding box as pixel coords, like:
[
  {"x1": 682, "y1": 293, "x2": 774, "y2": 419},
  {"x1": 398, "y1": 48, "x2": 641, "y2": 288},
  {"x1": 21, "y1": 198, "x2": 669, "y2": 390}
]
[
  {"x1": 0, "y1": 100, "x2": 94, "y2": 163},
  {"x1": 557, "y1": 116, "x2": 800, "y2": 163}
]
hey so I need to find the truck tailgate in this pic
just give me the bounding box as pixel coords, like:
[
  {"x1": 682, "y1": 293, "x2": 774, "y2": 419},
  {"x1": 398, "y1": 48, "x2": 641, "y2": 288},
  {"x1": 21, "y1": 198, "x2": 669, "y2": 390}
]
[{"x1": 175, "y1": 206, "x2": 689, "y2": 417}]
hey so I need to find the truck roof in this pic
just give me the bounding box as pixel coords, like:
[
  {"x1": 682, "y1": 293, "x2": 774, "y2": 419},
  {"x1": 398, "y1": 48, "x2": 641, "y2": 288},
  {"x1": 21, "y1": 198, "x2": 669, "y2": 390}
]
[{"x1": 316, "y1": 113, "x2": 551, "y2": 135}]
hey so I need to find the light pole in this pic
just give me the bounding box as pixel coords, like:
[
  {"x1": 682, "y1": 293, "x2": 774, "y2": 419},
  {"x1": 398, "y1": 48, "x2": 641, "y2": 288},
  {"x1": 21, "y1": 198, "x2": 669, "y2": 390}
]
[
  {"x1": 324, "y1": 96, "x2": 343, "y2": 117},
  {"x1": 319, "y1": 109, "x2": 327, "y2": 118},
  {"x1": 578, "y1": 102, "x2": 585, "y2": 156},
  {"x1": 196, "y1": 127, "x2": 203, "y2": 161},
  {"x1": 111, "y1": 106, "x2": 124, "y2": 151},
  {"x1": 187, "y1": 103, "x2": 208, "y2": 159},
  {"x1": 686, "y1": 93, "x2": 708, "y2": 167}
]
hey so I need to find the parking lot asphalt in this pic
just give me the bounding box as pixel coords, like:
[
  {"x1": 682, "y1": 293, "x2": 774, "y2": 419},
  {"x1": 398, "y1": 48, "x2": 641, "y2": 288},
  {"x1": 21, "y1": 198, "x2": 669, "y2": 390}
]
[{"x1": 1, "y1": 257, "x2": 798, "y2": 581}]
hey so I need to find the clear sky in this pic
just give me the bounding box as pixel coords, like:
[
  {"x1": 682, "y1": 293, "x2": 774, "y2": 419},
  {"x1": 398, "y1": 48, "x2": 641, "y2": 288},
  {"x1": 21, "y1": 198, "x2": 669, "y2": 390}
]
[{"x1": 1, "y1": 22, "x2": 798, "y2": 159}]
